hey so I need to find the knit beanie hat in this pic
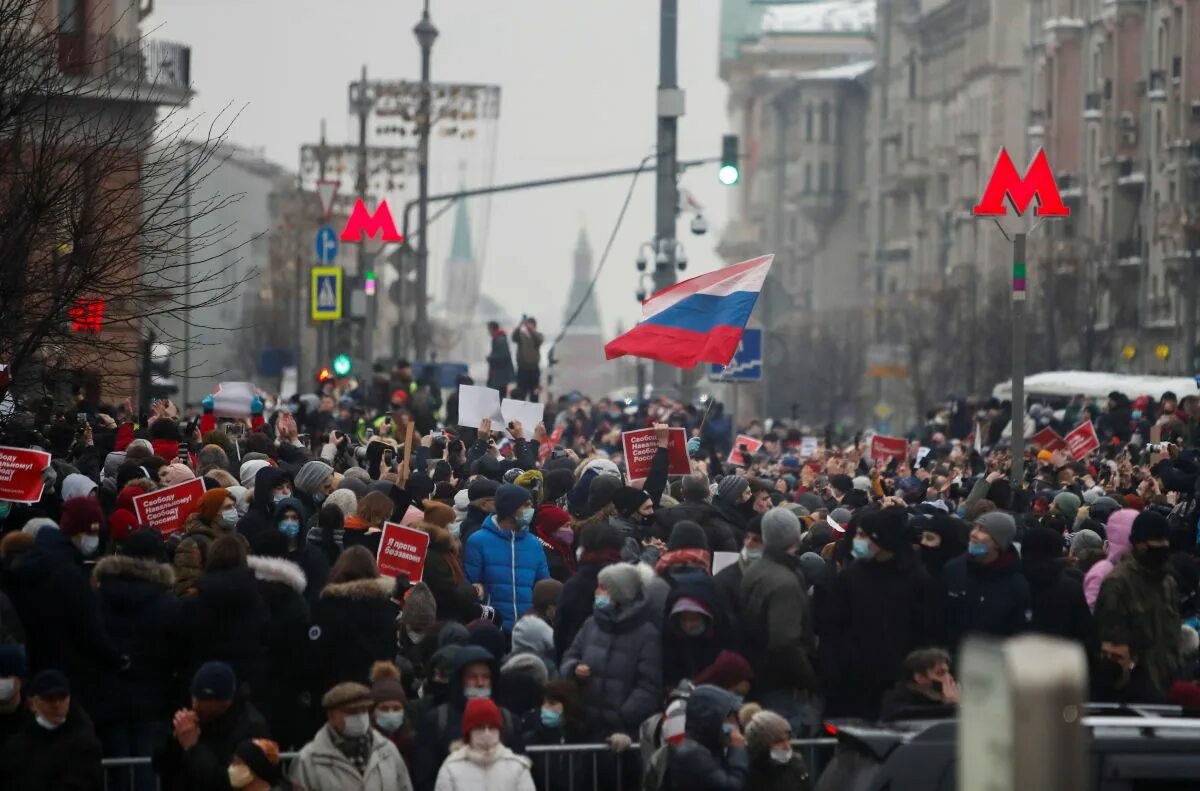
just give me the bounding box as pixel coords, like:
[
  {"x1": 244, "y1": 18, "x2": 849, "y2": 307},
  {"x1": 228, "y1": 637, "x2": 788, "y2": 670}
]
[
  {"x1": 745, "y1": 514, "x2": 764, "y2": 538},
  {"x1": 468, "y1": 621, "x2": 505, "y2": 662},
  {"x1": 1130, "y1": 510, "x2": 1170, "y2": 544},
  {"x1": 598, "y1": 562, "x2": 644, "y2": 606},
  {"x1": 717, "y1": 475, "x2": 748, "y2": 503},
  {"x1": 544, "y1": 469, "x2": 575, "y2": 503},
  {"x1": 294, "y1": 461, "x2": 333, "y2": 494},
  {"x1": 1069, "y1": 528, "x2": 1103, "y2": 555},
  {"x1": 468, "y1": 478, "x2": 500, "y2": 503},
  {"x1": 745, "y1": 710, "x2": 791, "y2": 755},
  {"x1": 421, "y1": 500, "x2": 456, "y2": 529},
  {"x1": 859, "y1": 508, "x2": 909, "y2": 552},
  {"x1": 325, "y1": 489, "x2": 357, "y2": 518},
  {"x1": 160, "y1": 463, "x2": 194, "y2": 487},
  {"x1": 1052, "y1": 492, "x2": 1082, "y2": 522},
  {"x1": 191, "y1": 487, "x2": 230, "y2": 523},
  {"x1": 60, "y1": 497, "x2": 104, "y2": 536},
  {"x1": 798, "y1": 552, "x2": 826, "y2": 585},
  {"x1": 121, "y1": 527, "x2": 165, "y2": 562},
  {"x1": 829, "y1": 474, "x2": 854, "y2": 496},
  {"x1": 667, "y1": 520, "x2": 709, "y2": 552},
  {"x1": 401, "y1": 582, "x2": 438, "y2": 633},
  {"x1": 761, "y1": 507, "x2": 801, "y2": 552},
  {"x1": 612, "y1": 486, "x2": 651, "y2": 518},
  {"x1": 343, "y1": 467, "x2": 371, "y2": 484},
  {"x1": 494, "y1": 484, "x2": 531, "y2": 520},
  {"x1": 191, "y1": 661, "x2": 236, "y2": 701},
  {"x1": 369, "y1": 661, "x2": 407, "y2": 705},
  {"x1": 234, "y1": 739, "x2": 282, "y2": 784},
  {"x1": 240, "y1": 460, "x2": 271, "y2": 488},
  {"x1": 974, "y1": 511, "x2": 1017, "y2": 551},
  {"x1": 693, "y1": 650, "x2": 754, "y2": 689},
  {"x1": 586, "y1": 475, "x2": 623, "y2": 514},
  {"x1": 533, "y1": 578, "x2": 563, "y2": 613},
  {"x1": 462, "y1": 697, "x2": 502, "y2": 737}
]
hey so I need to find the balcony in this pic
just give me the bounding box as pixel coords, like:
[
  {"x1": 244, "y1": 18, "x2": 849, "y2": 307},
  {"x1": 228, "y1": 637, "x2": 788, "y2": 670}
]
[
  {"x1": 1116, "y1": 158, "x2": 1145, "y2": 189},
  {"x1": 1115, "y1": 238, "x2": 1143, "y2": 266},
  {"x1": 1027, "y1": 109, "x2": 1046, "y2": 139},
  {"x1": 1173, "y1": 56, "x2": 1182, "y2": 86},
  {"x1": 1084, "y1": 92, "x2": 1103, "y2": 121},
  {"x1": 56, "y1": 33, "x2": 191, "y2": 104},
  {"x1": 1148, "y1": 70, "x2": 1167, "y2": 102},
  {"x1": 795, "y1": 187, "x2": 843, "y2": 226}
]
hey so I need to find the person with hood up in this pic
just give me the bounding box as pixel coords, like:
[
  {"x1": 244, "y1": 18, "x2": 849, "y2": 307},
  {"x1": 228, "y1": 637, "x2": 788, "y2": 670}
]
[
  {"x1": 533, "y1": 469, "x2": 577, "y2": 582},
  {"x1": 413, "y1": 645, "x2": 526, "y2": 791},
  {"x1": 1094, "y1": 510, "x2": 1181, "y2": 695},
  {"x1": 434, "y1": 696, "x2": 535, "y2": 791},
  {"x1": 236, "y1": 467, "x2": 293, "y2": 545},
  {"x1": 307, "y1": 546, "x2": 399, "y2": 702},
  {"x1": 271, "y1": 496, "x2": 329, "y2": 604},
  {"x1": 942, "y1": 511, "x2": 1030, "y2": 649},
  {"x1": 464, "y1": 484, "x2": 550, "y2": 631},
  {"x1": 914, "y1": 512, "x2": 968, "y2": 580},
  {"x1": 560, "y1": 563, "x2": 662, "y2": 745},
  {"x1": 739, "y1": 508, "x2": 818, "y2": 733},
  {"x1": 521, "y1": 679, "x2": 589, "y2": 791},
  {"x1": 553, "y1": 521, "x2": 623, "y2": 660},
  {"x1": 293, "y1": 460, "x2": 336, "y2": 519},
  {"x1": 415, "y1": 501, "x2": 483, "y2": 625},
  {"x1": 1021, "y1": 526, "x2": 1096, "y2": 651},
  {"x1": 292, "y1": 680, "x2": 414, "y2": 791},
  {"x1": 0, "y1": 669, "x2": 103, "y2": 791},
  {"x1": 742, "y1": 709, "x2": 811, "y2": 791},
  {"x1": 660, "y1": 684, "x2": 748, "y2": 791},
  {"x1": 654, "y1": 474, "x2": 738, "y2": 553},
  {"x1": 822, "y1": 507, "x2": 942, "y2": 720},
  {"x1": 661, "y1": 568, "x2": 736, "y2": 690},
  {"x1": 174, "y1": 487, "x2": 241, "y2": 595},
  {"x1": 93, "y1": 528, "x2": 184, "y2": 781},
  {"x1": 1084, "y1": 507, "x2": 1136, "y2": 610}
]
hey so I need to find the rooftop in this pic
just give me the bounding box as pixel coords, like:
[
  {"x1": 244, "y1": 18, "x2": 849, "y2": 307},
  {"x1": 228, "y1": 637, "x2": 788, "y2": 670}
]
[{"x1": 759, "y1": 0, "x2": 875, "y2": 35}]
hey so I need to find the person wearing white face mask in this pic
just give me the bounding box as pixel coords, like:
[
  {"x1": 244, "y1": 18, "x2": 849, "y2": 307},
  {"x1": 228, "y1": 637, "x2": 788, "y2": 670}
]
[
  {"x1": 227, "y1": 737, "x2": 288, "y2": 790},
  {"x1": 742, "y1": 710, "x2": 811, "y2": 791},
  {"x1": 434, "y1": 697, "x2": 534, "y2": 791},
  {"x1": 59, "y1": 495, "x2": 105, "y2": 558},
  {"x1": 0, "y1": 669, "x2": 104, "y2": 790},
  {"x1": 370, "y1": 661, "x2": 414, "y2": 774},
  {"x1": 292, "y1": 681, "x2": 413, "y2": 791}
]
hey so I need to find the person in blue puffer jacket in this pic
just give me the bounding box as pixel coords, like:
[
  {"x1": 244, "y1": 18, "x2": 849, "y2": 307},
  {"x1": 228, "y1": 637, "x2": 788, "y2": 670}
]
[{"x1": 464, "y1": 484, "x2": 550, "y2": 630}]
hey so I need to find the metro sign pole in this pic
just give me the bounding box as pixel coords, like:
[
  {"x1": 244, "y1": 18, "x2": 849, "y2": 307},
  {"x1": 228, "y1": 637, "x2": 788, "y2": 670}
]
[{"x1": 972, "y1": 147, "x2": 1069, "y2": 489}]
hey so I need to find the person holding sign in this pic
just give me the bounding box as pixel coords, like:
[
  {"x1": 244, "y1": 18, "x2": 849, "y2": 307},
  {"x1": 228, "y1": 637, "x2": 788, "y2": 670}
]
[{"x1": 463, "y1": 484, "x2": 550, "y2": 631}]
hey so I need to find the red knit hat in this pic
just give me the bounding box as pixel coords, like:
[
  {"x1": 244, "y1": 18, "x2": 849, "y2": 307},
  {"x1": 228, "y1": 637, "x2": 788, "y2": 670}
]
[
  {"x1": 109, "y1": 509, "x2": 140, "y2": 544},
  {"x1": 60, "y1": 497, "x2": 105, "y2": 536},
  {"x1": 693, "y1": 650, "x2": 754, "y2": 689},
  {"x1": 1123, "y1": 494, "x2": 1145, "y2": 512},
  {"x1": 461, "y1": 697, "x2": 502, "y2": 737}
]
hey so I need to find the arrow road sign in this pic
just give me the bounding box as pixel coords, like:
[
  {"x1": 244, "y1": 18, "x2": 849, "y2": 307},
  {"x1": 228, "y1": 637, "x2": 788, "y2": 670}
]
[
  {"x1": 311, "y1": 267, "x2": 342, "y2": 321},
  {"x1": 315, "y1": 225, "x2": 339, "y2": 264},
  {"x1": 709, "y1": 328, "x2": 763, "y2": 382}
]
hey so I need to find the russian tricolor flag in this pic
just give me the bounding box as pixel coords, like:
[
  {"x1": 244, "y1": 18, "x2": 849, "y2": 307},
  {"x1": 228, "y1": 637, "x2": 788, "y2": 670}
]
[{"x1": 604, "y1": 254, "x2": 773, "y2": 369}]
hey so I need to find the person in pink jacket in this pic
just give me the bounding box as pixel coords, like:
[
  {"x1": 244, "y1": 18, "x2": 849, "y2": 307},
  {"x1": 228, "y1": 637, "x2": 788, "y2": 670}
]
[{"x1": 1084, "y1": 509, "x2": 1136, "y2": 610}]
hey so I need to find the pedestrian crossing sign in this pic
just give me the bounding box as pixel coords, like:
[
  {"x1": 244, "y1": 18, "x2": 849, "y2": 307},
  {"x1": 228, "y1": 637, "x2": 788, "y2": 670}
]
[{"x1": 311, "y1": 267, "x2": 342, "y2": 321}]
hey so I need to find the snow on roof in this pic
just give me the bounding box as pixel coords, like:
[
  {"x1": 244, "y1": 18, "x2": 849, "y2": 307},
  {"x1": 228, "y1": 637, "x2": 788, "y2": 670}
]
[
  {"x1": 992, "y1": 371, "x2": 1199, "y2": 403},
  {"x1": 759, "y1": 0, "x2": 875, "y2": 35},
  {"x1": 794, "y1": 60, "x2": 875, "y2": 81}
]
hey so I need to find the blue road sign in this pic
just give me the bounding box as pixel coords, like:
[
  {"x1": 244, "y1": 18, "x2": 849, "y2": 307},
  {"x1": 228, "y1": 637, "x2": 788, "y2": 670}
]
[
  {"x1": 311, "y1": 267, "x2": 342, "y2": 320},
  {"x1": 315, "y1": 225, "x2": 339, "y2": 264},
  {"x1": 710, "y1": 328, "x2": 763, "y2": 381}
]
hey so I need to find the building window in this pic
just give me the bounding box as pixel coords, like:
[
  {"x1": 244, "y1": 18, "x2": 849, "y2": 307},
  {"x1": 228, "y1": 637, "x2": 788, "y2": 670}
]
[
  {"x1": 819, "y1": 162, "x2": 829, "y2": 192},
  {"x1": 805, "y1": 105, "x2": 814, "y2": 142},
  {"x1": 907, "y1": 54, "x2": 917, "y2": 99},
  {"x1": 804, "y1": 162, "x2": 812, "y2": 192},
  {"x1": 819, "y1": 102, "x2": 831, "y2": 142},
  {"x1": 835, "y1": 162, "x2": 843, "y2": 192}
]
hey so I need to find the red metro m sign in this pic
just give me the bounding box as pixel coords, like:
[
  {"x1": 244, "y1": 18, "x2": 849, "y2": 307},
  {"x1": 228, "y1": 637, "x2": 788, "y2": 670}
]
[
  {"x1": 972, "y1": 148, "x2": 1070, "y2": 218},
  {"x1": 339, "y1": 198, "x2": 405, "y2": 243}
]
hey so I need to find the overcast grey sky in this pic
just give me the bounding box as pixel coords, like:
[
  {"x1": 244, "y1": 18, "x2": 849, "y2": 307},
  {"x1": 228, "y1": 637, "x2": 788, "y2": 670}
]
[{"x1": 151, "y1": 0, "x2": 732, "y2": 351}]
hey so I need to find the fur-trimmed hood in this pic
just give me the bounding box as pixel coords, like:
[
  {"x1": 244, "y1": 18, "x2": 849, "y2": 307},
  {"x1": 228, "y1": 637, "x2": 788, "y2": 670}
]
[
  {"x1": 247, "y1": 555, "x2": 308, "y2": 594},
  {"x1": 320, "y1": 576, "x2": 394, "y2": 601},
  {"x1": 94, "y1": 554, "x2": 175, "y2": 588}
]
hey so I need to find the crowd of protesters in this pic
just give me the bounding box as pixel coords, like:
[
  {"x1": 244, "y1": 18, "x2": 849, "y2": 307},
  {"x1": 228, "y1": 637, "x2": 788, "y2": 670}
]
[{"x1": 2, "y1": 365, "x2": 1200, "y2": 791}]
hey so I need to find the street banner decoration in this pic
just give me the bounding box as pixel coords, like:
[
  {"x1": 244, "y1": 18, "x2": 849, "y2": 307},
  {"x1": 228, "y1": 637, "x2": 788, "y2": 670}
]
[
  {"x1": 605, "y1": 254, "x2": 774, "y2": 369},
  {"x1": 1065, "y1": 421, "x2": 1101, "y2": 461},
  {"x1": 869, "y1": 434, "x2": 907, "y2": 464},
  {"x1": 622, "y1": 428, "x2": 691, "y2": 480},
  {"x1": 377, "y1": 522, "x2": 430, "y2": 581},
  {"x1": 729, "y1": 435, "x2": 763, "y2": 466},
  {"x1": 133, "y1": 478, "x2": 206, "y2": 536},
  {"x1": 0, "y1": 446, "x2": 52, "y2": 503},
  {"x1": 1031, "y1": 427, "x2": 1068, "y2": 452}
]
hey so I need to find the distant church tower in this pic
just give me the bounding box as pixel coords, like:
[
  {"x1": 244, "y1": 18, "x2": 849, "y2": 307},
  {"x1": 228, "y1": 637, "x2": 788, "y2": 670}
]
[{"x1": 552, "y1": 226, "x2": 609, "y2": 397}]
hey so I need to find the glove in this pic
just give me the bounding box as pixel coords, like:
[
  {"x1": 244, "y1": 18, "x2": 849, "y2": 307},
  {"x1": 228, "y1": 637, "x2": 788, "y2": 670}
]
[
  {"x1": 480, "y1": 605, "x2": 500, "y2": 626},
  {"x1": 607, "y1": 733, "x2": 632, "y2": 752},
  {"x1": 686, "y1": 437, "x2": 702, "y2": 457}
]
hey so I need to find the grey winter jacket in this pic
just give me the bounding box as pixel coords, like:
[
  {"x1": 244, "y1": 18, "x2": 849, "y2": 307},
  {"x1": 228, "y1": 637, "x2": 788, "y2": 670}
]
[
  {"x1": 292, "y1": 723, "x2": 414, "y2": 791},
  {"x1": 560, "y1": 596, "x2": 662, "y2": 736},
  {"x1": 739, "y1": 549, "x2": 818, "y2": 695}
]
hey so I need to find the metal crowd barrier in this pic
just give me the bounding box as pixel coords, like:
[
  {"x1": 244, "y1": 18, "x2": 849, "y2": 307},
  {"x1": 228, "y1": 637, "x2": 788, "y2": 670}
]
[{"x1": 100, "y1": 739, "x2": 838, "y2": 791}]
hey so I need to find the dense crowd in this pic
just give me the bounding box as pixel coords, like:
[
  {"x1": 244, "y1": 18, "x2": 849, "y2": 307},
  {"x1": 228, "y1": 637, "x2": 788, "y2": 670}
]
[{"x1": 2, "y1": 361, "x2": 1200, "y2": 791}]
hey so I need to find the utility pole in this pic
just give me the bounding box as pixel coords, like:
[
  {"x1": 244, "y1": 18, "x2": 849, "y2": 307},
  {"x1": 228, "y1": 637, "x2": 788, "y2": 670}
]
[
  {"x1": 181, "y1": 146, "x2": 192, "y2": 407},
  {"x1": 354, "y1": 65, "x2": 374, "y2": 367},
  {"x1": 1011, "y1": 232, "x2": 1027, "y2": 489},
  {"x1": 652, "y1": 0, "x2": 681, "y2": 396},
  {"x1": 414, "y1": 0, "x2": 438, "y2": 363}
]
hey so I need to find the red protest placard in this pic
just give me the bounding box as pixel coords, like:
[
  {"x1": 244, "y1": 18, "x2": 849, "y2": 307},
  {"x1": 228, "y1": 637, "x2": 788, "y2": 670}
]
[
  {"x1": 729, "y1": 435, "x2": 763, "y2": 467},
  {"x1": 133, "y1": 478, "x2": 206, "y2": 536},
  {"x1": 377, "y1": 522, "x2": 430, "y2": 581},
  {"x1": 1065, "y1": 421, "x2": 1100, "y2": 461},
  {"x1": 0, "y1": 446, "x2": 52, "y2": 503},
  {"x1": 869, "y1": 434, "x2": 907, "y2": 464},
  {"x1": 1031, "y1": 427, "x2": 1068, "y2": 452},
  {"x1": 621, "y1": 428, "x2": 691, "y2": 480}
]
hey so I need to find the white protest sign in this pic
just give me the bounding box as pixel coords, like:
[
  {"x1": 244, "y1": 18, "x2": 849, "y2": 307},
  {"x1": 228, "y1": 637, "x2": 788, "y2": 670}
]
[
  {"x1": 800, "y1": 436, "x2": 819, "y2": 458},
  {"x1": 457, "y1": 385, "x2": 503, "y2": 429},
  {"x1": 916, "y1": 446, "x2": 932, "y2": 465},
  {"x1": 501, "y1": 399, "x2": 546, "y2": 434},
  {"x1": 712, "y1": 551, "x2": 740, "y2": 576}
]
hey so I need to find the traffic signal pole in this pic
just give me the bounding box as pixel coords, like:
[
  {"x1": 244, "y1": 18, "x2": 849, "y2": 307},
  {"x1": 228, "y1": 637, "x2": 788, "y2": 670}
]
[{"x1": 653, "y1": 0, "x2": 681, "y2": 397}]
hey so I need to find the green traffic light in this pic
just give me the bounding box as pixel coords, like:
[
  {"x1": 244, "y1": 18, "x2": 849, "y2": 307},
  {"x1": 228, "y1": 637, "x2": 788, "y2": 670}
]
[
  {"x1": 718, "y1": 164, "x2": 740, "y2": 185},
  {"x1": 332, "y1": 354, "x2": 352, "y2": 377}
]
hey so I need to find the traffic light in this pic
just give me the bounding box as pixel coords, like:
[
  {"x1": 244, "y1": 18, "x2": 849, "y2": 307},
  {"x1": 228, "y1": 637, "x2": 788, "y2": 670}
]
[
  {"x1": 332, "y1": 353, "x2": 353, "y2": 377},
  {"x1": 139, "y1": 333, "x2": 177, "y2": 413},
  {"x1": 318, "y1": 367, "x2": 333, "y2": 384},
  {"x1": 719, "y1": 134, "x2": 740, "y2": 186},
  {"x1": 364, "y1": 269, "x2": 377, "y2": 296}
]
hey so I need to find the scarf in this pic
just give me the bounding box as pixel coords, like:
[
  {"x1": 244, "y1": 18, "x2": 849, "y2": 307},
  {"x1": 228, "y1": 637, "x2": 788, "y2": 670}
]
[
  {"x1": 329, "y1": 725, "x2": 371, "y2": 774},
  {"x1": 464, "y1": 744, "x2": 502, "y2": 767},
  {"x1": 655, "y1": 548, "x2": 712, "y2": 574}
]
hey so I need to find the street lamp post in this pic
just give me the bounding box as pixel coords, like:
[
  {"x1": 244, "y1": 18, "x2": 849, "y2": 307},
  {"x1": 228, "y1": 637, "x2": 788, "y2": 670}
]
[
  {"x1": 652, "y1": 0, "x2": 681, "y2": 397},
  {"x1": 414, "y1": 1, "x2": 438, "y2": 363}
]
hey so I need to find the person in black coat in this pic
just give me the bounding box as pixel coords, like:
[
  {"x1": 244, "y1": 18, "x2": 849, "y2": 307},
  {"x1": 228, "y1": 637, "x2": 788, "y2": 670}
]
[
  {"x1": 247, "y1": 529, "x2": 313, "y2": 749},
  {"x1": 821, "y1": 508, "x2": 943, "y2": 720},
  {"x1": 269, "y1": 496, "x2": 328, "y2": 604},
  {"x1": 942, "y1": 511, "x2": 1031, "y2": 652},
  {"x1": 653, "y1": 475, "x2": 739, "y2": 553},
  {"x1": 662, "y1": 570, "x2": 737, "y2": 690},
  {"x1": 522, "y1": 678, "x2": 590, "y2": 791},
  {"x1": 914, "y1": 512, "x2": 969, "y2": 581},
  {"x1": 713, "y1": 515, "x2": 763, "y2": 622},
  {"x1": 413, "y1": 505, "x2": 482, "y2": 624},
  {"x1": 0, "y1": 670, "x2": 103, "y2": 791},
  {"x1": 92, "y1": 529, "x2": 185, "y2": 772},
  {"x1": 306, "y1": 546, "x2": 399, "y2": 700},
  {"x1": 236, "y1": 466, "x2": 294, "y2": 546},
  {"x1": 1021, "y1": 527, "x2": 1097, "y2": 653},
  {"x1": 178, "y1": 535, "x2": 271, "y2": 708},
  {"x1": 553, "y1": 522, "x2": 622, "y2": 661}
]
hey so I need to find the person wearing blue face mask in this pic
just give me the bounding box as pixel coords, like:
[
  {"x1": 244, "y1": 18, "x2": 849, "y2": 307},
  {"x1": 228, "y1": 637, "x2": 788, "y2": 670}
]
[
  {"x1": 292, "y1": 460, "x2": 335, "y2": 519},
  {"x1": 463, "y1": 484, "x2": 550, "y2": 631},
  {"x1": 522, "y1": 679, "x2": 589, "y2": 790},
  {"x1": 941, "y1": 510, "x2": 1031, "y2": 652}
]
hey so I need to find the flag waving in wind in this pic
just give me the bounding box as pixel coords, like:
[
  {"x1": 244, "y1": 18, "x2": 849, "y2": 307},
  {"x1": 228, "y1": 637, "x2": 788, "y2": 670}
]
[{"x1": 604, "y1": 254, "x2": 773, "y2": 369}]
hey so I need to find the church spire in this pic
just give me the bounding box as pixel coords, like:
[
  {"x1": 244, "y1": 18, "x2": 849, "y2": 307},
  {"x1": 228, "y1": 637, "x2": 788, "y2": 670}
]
[
  {"x1": 448, "y1": 192, "x2": 473, "y2": 263},
  {"x1": 562, "y1": 224, "x2": 601, "y2": 332}
]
